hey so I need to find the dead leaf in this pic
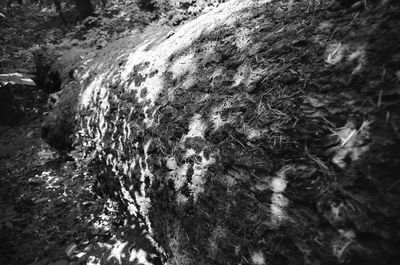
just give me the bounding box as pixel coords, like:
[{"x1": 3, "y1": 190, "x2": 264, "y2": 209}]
[
  {"x1": 305, "y1": 96, "x2": 326, "y2": 108},
  {"x1": 66, "y1": 243, "x2": 77, "y2": 258},
  {"x1": 253, "y1": 182, "x2": 269, "y2": 191},
  {"x1": 34, "y1": 197, "x2": 49, "y2": 204},
  {"x1": 0, "y1": 73, "x2": 36, "y2": 86}
]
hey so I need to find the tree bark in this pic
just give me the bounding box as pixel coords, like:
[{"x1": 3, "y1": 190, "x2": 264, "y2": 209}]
[{"x1": 54, "y1": 0, "x2": 67, "y2": 25}]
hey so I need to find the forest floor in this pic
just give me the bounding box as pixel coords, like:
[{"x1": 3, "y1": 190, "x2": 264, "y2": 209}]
[
  {"x1": 0, "y1": 3, "x2": 165, "y2": 265},
  {"x1": 1, "y1": 1, "x2": 400, "y2": 265}
]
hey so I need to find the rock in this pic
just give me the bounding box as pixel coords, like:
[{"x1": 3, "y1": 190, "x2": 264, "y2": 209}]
[
  {"x1": 41, "y1": 0, "x2": 400, "y2": 264},
  {"x1": 41, "y1": 81, "x2": 80, "y2": 150},
  {"x1": 33, "y1": 48, "x2": 61, "y2": 94}
]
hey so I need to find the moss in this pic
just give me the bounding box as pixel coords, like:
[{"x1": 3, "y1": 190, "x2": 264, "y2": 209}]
[
  {"x1": 41, "y1": 81, "x2": 81, "y2": 150},
  {"x1": 43, "y1": 1, "x2": 400, "y2": 264}
]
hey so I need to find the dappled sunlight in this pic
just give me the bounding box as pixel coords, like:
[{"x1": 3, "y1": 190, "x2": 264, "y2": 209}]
[
  {"x1": 209, "y1": 96, "x2": 240, "y2": 131},
  {"x1": 79, "y1": 0, "x2": 273, "y2": 118},
  {"x1": 169, "y1": 52, "x2": 197, "y2": 80},
  {"x1": 30, "y1": 170, "x2": 59, "y2": 190},
  {"x1": 107, "y1": 239, "x2": 128, "y2": 263},
  {"x1": 325, "y1": 41, "x2": 367, "y2": 74},
  {"x1": 325, "y1": 42, "x2": 347, "y2": 65},
  {"x1": 76, "y1": 0, "x2": 272, "y2": 209},
  {"x1": 87, "y1": 256, "x2": 101, "y2": 265},
  {"x1": 347, "y1": 45, "x2": 367, "y2": 74},
  {"x1": 79, "y1": 230, "x2": 162, "y2": 264},
  {"x1": 167, "y1": 160, "x2": 189, "y2": 191},
  {"x1": 330, "y1": 119, "x2": 372, "y2": 168},
  {"x1": 233, "y1": 63, "x2": 251, "y2": 87},
  {"x1": 251, "y1": 250, "x2": 266, "y2": 265},
  {"x1": 270, "y1": 193, "x2": 289, "y2": 226},
  {"x1": 35, "y1": 148, "x2": 59, "y2": 166},
  {"x1": 235, "y1": 27, "x2": 252, "y2": 50},
  {"x1": 269, "y1": 166, "x2": 291, "y2": 225},
  {"x1": 74, "y1": 1, "x2": 304, "y2": 262},
  {"x1": 129, "y1": 248, "x2": 154, "y2": 265},
  {"x1": 80, "y1": 74, "x2": 106, "y2": 108},
  {"x1": 182, "y1": 114, "x2": 207, "y2": 140}
]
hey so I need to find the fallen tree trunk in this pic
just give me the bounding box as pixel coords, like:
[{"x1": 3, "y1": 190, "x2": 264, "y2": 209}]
[{"x1": 43, "y1": 0, "x2": 400, "y2": 264}]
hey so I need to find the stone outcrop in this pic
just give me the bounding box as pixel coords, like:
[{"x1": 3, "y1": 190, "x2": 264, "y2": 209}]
[
  {"x1": 43, "y1": 0, "x2": 400, "y2": 264},
  {"x1": 37, "y1": 47, "x2": 94, "y2": 149}
]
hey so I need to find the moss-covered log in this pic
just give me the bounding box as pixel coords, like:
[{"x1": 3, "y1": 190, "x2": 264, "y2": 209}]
[{"x1": 43, "y1": 0, "x2": 400, "y2": 264}]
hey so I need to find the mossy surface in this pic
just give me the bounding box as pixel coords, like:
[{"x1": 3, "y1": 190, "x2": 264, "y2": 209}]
[{"x1": 44, "y1": 0, "x2": 400, "y2": 264}]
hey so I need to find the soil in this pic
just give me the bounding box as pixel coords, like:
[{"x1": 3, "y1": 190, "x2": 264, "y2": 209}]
[{"x1": 0, "y1": 2, "x2": 165, "y2": 265}]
